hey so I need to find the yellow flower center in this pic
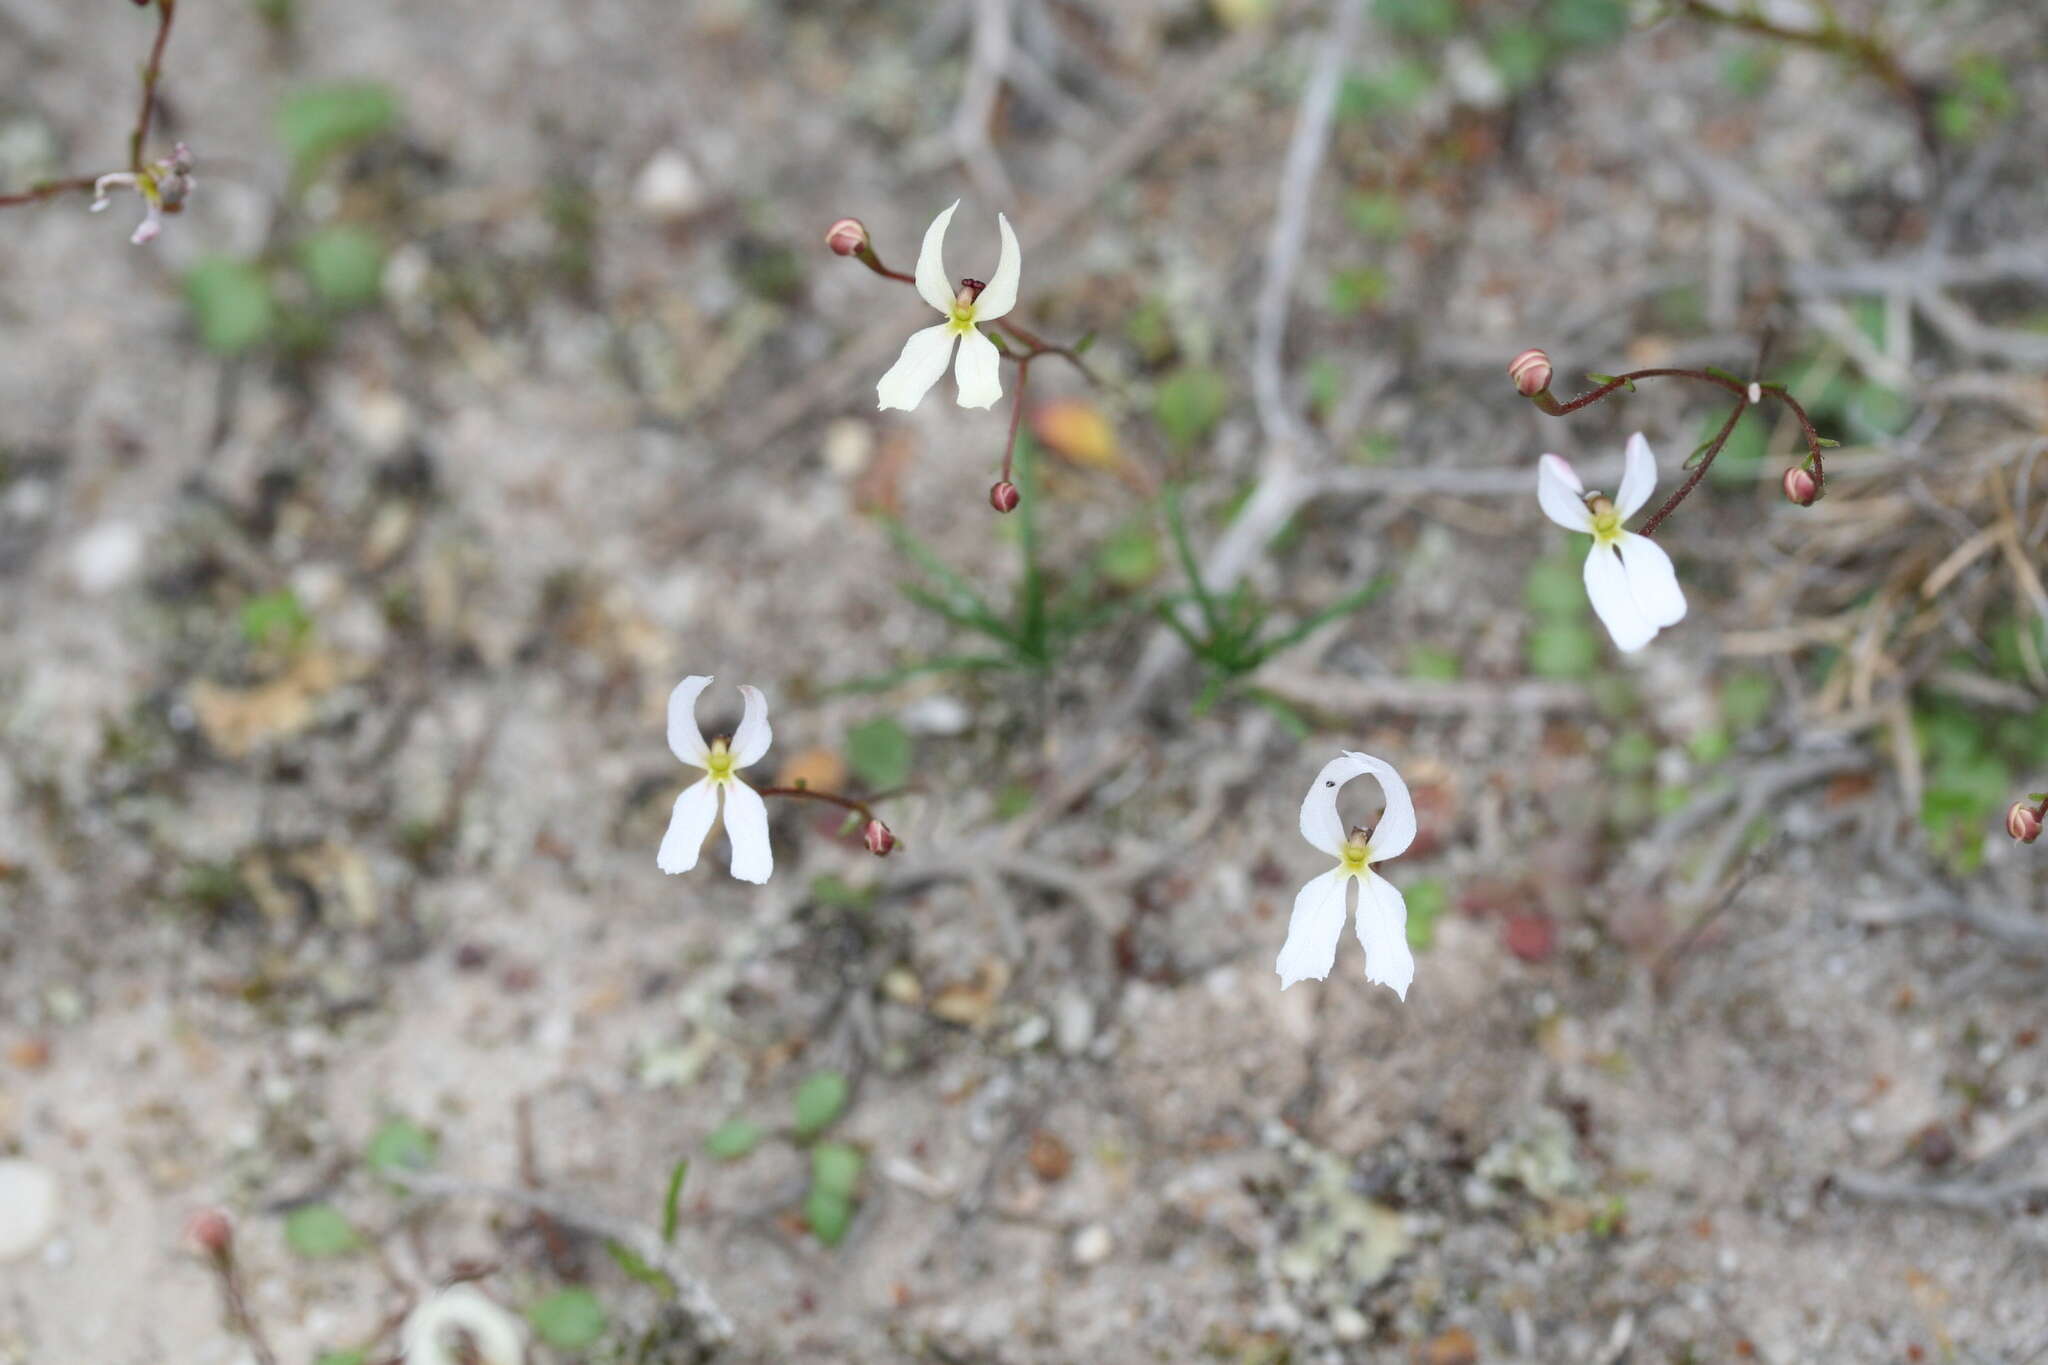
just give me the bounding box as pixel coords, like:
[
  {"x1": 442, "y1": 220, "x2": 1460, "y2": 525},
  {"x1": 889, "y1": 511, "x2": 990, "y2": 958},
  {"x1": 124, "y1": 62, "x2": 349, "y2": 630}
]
[
  {"x1": 705, "y1": 738, "x2": 735, "y2": 784},
  {"x1": 1589, "y1": 496, "x2": 1622, "y2": 546},
  {"x1": 948, "y1": 302, "x2": 977, "y2": 335},
  {"x1": 1339, "y1": 835, "x2": 1372, "y2": 875}
]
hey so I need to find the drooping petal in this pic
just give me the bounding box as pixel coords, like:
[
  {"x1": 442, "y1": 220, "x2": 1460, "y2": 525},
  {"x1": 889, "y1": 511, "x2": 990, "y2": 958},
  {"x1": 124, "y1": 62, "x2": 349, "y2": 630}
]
[
  {"x1": 953, "y1": 327, "x2": 1003, "y2": 410},
  {"x1": 1343, "y1": 750, "x2": 1417, "y2": 861},
  {"x1": 721, "y1": 778, "x2": 774, "y2": 884},
  {"x1": 656, "y1": 777, "x2": 720, "y2": 874},
  {"x1": 666, "y1": 674, "x2": 713, "y2": 767},
  {"x1": 973, "y1": 212, "x2": 1021, "y2": 321},
  {"x1": 401, "y1": 1285, "x2": 527, "y2": 1365},
  {"x1": 1537, "y1": 454, "x2": 1594, "y2": 533},
  {"x1": 1615, "y1": 432, "x2": 1658, "y2": 521},
  {"x1": 730, "y1": 685, "x2": 773, "y2": 768},
  {"x1": 877, "y1": 323, "x2": 959, "y2": 412},
  {"x1": 1356, "y1": 872, "x2": 1415, "y2": 1001},
  {"x1": 1300, "y1": 753, "x2": 1368, "y2": 857},
  {"x1": 1276, "y1": 868, "x2": 1351, "y2": 989},
  {"x1": 913, "y1": 200, "x2": 960, "y2": 315},
  {"x1": 1617, "y1": 531, "x2": 1687, "y2": 628},
  {"x1": 1583, "y1": 542, "x2": 1656, "y2": 652}
]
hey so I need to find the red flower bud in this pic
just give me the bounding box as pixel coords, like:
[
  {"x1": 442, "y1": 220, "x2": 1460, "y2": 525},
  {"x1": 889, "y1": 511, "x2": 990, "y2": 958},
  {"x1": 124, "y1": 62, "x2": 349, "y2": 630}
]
[
  {"x1": 824, "y1": 218, "x2": 869, "y2": 258},
  {"x1": 185, "y1": 1207, "x2": 234, "y2": 1258},
  {"x1": 2009, "y1": 802, "x2": 2043, "y2": 844},
  {"x1": 862, "y1": 819, "x2": 896, "y2": 856},
  {"x1": 1507, "y1": 347, "x2": 1553, "y2": 399},
  {"x1": 1782, "y1": 466, "x2": 1819, "y2": 507},
  {"x1": 989, "y1": 480, "x2": 1021, "y2": 514}
]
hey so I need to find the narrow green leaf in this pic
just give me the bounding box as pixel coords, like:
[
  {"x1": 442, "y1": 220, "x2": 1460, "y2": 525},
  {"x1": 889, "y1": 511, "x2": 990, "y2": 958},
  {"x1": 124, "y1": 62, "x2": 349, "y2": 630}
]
[
  {"x1": 1705, "y1": 365, "x2": 1746, "y2": 387},
  {"x1": 606, "y1": 1240, "x2": 677, "y2": 1297},
  {"x1": 661, "y1": 1158, "x2": 688, "y2": 1243}
]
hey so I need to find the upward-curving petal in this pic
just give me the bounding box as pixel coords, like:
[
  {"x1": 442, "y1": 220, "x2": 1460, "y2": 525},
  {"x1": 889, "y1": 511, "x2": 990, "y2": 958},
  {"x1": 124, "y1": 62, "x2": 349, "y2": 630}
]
[
  {"x1": 1357, "y1": 872, "x2": 1415, "y2": 1000},
  {"x1": 1537, "y1": 454, "x2": 1595, "y2": 533},
  {"x1": 953, "y1": 327, "x2": 1003, "y2": 410},
  {"x1": 1617, "y1": 531, "x2": 1687, "y2": 628},
  {"x1": 1276, "y1": 868, "x2": 1351, "y2": 988},
  {"x1": 913, "y1": 200, "x2": 960, "y2": 315},
  {"x1": 974, "y1": 212, "x2": 1021, "y2": 321},
  {"x1": 1343, "y1": 751, "x2": 1416, "y2": 861},
  {"x1": 1584, "y1": 542, "x2": 1656, "y2": 651},
  {"x1": 1300, "y1": 753, "x2": 1369, "y2": 857},
  {"x1": 721, "y1": 779, "x2": 774, "y2": 884},
  {"x1": 666, "y1": 675, "x2": 713, "y2": 766},
  {"x1": 877, "y1": 323, "x2": 958, "y2": 412},
  {"x1": 402, "y1": 1285, "x2": 526, "y2": 1365},
  {"x1": 1616, "y1": 432, "x2": 1658, "y2": 520},
  {"x1": 730, "y1": 685, "x2": 773, "y2": 768},
  {"x1": 657, "y1": 777, "x2": 720, "y2": 875}
]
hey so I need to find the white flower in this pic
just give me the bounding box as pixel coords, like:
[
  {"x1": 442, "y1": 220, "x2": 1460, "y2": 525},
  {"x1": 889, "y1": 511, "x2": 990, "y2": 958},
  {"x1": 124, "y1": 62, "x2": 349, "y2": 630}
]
[
  {"x1": 1537, "y1": 433, "x2": 1687, "y2": 653},
  {"x1": 875, "y1": 200, "x2": 1020, "y2": 413},
  {"x1": 658, "y1": 674, "x2": 774, "y2": 883},
  {"x1": 90, "y1": 142, "x2": 194, "y2": 247},
  {"x1": 402, "y1": 1284, "x2": 524, "y2": 1365},
  {"x1": 1277, "y1": 752, "x2": 1417, "y2": 999}
]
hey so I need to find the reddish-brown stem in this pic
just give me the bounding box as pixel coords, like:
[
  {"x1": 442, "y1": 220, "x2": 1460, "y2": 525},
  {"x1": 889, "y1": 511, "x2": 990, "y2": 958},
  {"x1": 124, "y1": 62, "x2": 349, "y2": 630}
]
[
  {"x1": 1637, "y1": 399, "x2": 1747, "y2": 538},
  {"x1": 1533, "y1": 367, "x2": 1747, "y2": 416},
  {"x1": 206, "y1": 1249, "x2": 280, "y2": 1365},
  {"x1": 755, "y1": 784, "x2": 900, "y2": 844},
  {"x1": 853, "y1": 244, "x2": 916, "y2": 286},
  {"x1": 129, "y1": 0, "x2": 178, "y2": 172},
  {"x1": 1000, "y1": 355, "x2": 1034, "y2": 486},
  {"x1": 0, "y1": 175, "x2": 100, "y2": 209}
]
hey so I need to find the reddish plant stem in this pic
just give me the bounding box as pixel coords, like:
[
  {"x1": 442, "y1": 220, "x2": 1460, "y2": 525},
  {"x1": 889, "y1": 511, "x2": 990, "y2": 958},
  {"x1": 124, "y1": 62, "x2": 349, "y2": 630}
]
[
  {"x1": 755, "y1": 784, "x2": 898, "y2": 840},
  {"x1": 205, "y1": 1249, "x2": 280, "y2": 1365},
  {"x1": 129, "y1": 0, "x2": 178, "y2": 172},
  {"x1": 1000, "y1": 355, "x2": 1034, "y2": 486},
  {"x1": 853, "y1": 246, "x2": 916, "y2": 286},
  {"x1": 0, "y1": 175, "x2": 100, "y2": 209},
  {"x1": 1533, "y1": 362, "x2": 1829, "y2": 535}
]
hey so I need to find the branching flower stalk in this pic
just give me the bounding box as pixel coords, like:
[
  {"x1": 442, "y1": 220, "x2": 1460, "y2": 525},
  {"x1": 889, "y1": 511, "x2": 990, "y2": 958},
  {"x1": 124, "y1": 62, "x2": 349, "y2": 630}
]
[
  {"x1": 827, "y1": 212, "x2": 1097, "y2": 513},
  {"x1": 1508, "y1": 343, "x2": 1836, "y2": 538},
  {"x1": 0, "y1": 0, "x2": 187, "y2": 238}
]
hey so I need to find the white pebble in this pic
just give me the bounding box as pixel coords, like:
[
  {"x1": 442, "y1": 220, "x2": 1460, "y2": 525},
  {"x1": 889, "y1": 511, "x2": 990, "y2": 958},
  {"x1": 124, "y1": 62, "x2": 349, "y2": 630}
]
[
  {"x1": 1071, "y1": 1223, "x2": 1113, "y2": 1266},
  {"x1": 71, "y1": 520, "x2": 144, "y2": 594},
  {"x1": 0, "y1": 1159, "x2": 60, "y2": 1260}
]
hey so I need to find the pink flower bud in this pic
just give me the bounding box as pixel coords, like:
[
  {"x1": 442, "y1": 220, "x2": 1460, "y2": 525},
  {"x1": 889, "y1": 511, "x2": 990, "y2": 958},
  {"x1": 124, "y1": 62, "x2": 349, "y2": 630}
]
[
  {"x1": 185, "y1": 1208, "x2": 234, "y2": 1258},
  {"x1": 1508, "y1": 347, "x2": 1552, "y2": 399},
  {"x1": 1782, "y1": 466, "x2": 1819, "y2": 507},
  {"x1": 2010, "y1": 802, "x2": 2043, "y2": 844},
  {"x1": 989, "y1": 480, "x2": 1020, "y2": 514},
  {"x1": 862, "y1": 819, "x2": 896, "y2": 856},
  {"x1": 824, "y1": 218, "x2": 869, "y2": 257}
]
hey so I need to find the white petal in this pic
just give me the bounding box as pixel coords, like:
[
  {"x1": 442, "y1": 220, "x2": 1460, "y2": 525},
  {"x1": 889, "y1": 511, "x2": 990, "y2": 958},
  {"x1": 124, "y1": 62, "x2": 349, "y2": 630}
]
[
  {"x1": 1342, "y1": 750, "x2": 1416, "y2": 861},
  {"x1": 730, "y1": 685, "x2": 773, "y2": 768},
  {"x1": 1276, "y1": 869, "x2": 1351, "y2": 989},
  {"x1": 1617, "y1": 531, "x2": 1687, "y2": 628},
  {"x1": 1616, "y1": 432, "x2": 1658, "y2": 520},
  {"x1": 402, "y1": 1285, "x2": 527, "y2": 1365},
  {"x1": 973, "y1": 212, "x2": 1021, "y2": 321},
  {"x1": 1357, "y1": 872, "x2": 1415, "y2": 1001},
  {"x1": 877, "y1": 324, "x2": 958, "y2": 412},
  {"x1": 1537, "y1": 454, "x2": 1594, "y2": 533},
  {"x1": 1583, "y1": 543, "x2": 1656, "y2": 652},
  {"x1": 1299, "y1": 754, "x2": 1363, "y2": 857},
  {"x1": 657, "y1": 777, "x2": 720, "y2": 874},
  {"x1": 913, "y1": 200, "x2": 960, "y2": 315},
  {"x1": 953, "y1": 327, "x2": 1003, "y2": 410},
  {"x1": 666, "y1": 675, "x2": 712, "y2": 766},
  {"x1": 721, "y1": 778, "x2": 774, "y2": 884}
]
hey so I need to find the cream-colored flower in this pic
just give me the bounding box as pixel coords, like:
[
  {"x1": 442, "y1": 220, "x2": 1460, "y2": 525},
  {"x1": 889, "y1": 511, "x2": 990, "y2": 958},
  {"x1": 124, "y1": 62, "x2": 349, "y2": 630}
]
[
  {"x1": 1537, "y1": 433, "x2": 1687, "y2": 653},
  {"x1": 875, "y1": 200, "x2": 1020, "y2": 412},
  {"x1": 658, "y1": 675, "x2": 774, "y2": 883},
  {"x1": 1277, "y1": 752, "x2": 1417, "y2": 999}
]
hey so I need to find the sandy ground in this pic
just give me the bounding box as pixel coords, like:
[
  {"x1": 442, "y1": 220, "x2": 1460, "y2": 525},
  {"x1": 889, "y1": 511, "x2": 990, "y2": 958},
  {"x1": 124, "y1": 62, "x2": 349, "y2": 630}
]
[{"x1": 3, "y1": 0, "x2": 2047, "y2": 1361}]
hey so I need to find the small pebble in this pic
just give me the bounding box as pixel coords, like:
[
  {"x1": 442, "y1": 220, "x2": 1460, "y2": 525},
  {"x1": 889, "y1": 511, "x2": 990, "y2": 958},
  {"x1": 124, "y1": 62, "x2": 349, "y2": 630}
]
[
  {"x1": 71, "y1": 521, "x2": 144, "y2": 594},
  {"x1": 1330, "y1": 1307, "x2": 1369, "y2": 1342},
  {"x1": 1071, "y1": 1223, "x2": 1112, "y2": 1266},
  {"x1": 632, "y1": 149, "x2": 708, "y2": 221},
  {"x1": 0, "y1": 1159, "x2": 59, "y2": 1260}
]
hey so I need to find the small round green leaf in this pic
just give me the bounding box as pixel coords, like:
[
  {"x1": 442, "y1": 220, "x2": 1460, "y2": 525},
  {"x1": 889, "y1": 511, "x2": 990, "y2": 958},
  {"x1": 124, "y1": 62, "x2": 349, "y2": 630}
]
[{"x1": 528, "y1": 1287, "x2": 607, "y2": 1350}]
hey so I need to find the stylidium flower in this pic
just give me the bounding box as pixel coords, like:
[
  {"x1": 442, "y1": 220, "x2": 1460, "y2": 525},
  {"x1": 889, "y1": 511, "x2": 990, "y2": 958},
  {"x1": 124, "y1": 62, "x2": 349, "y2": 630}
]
[
  {"x1": 659, "y1": 674, "x2": 774, "y2": 884},
  {"x1": 402, "y1": 1284, "x2": 525, "y2": 1365},
  {"x1": 1277, "y1": 752, "x2": 1418, "y2": 999},
  {"x1": 876, "y1": 199, "x2": 1020, "y2": 413},
  {"x1": 1537, "y1": 433, "x2": 1687, "y2": 653},
  {"x1": 90, "y1": 142, "x2": 195, "y2": 246}
]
